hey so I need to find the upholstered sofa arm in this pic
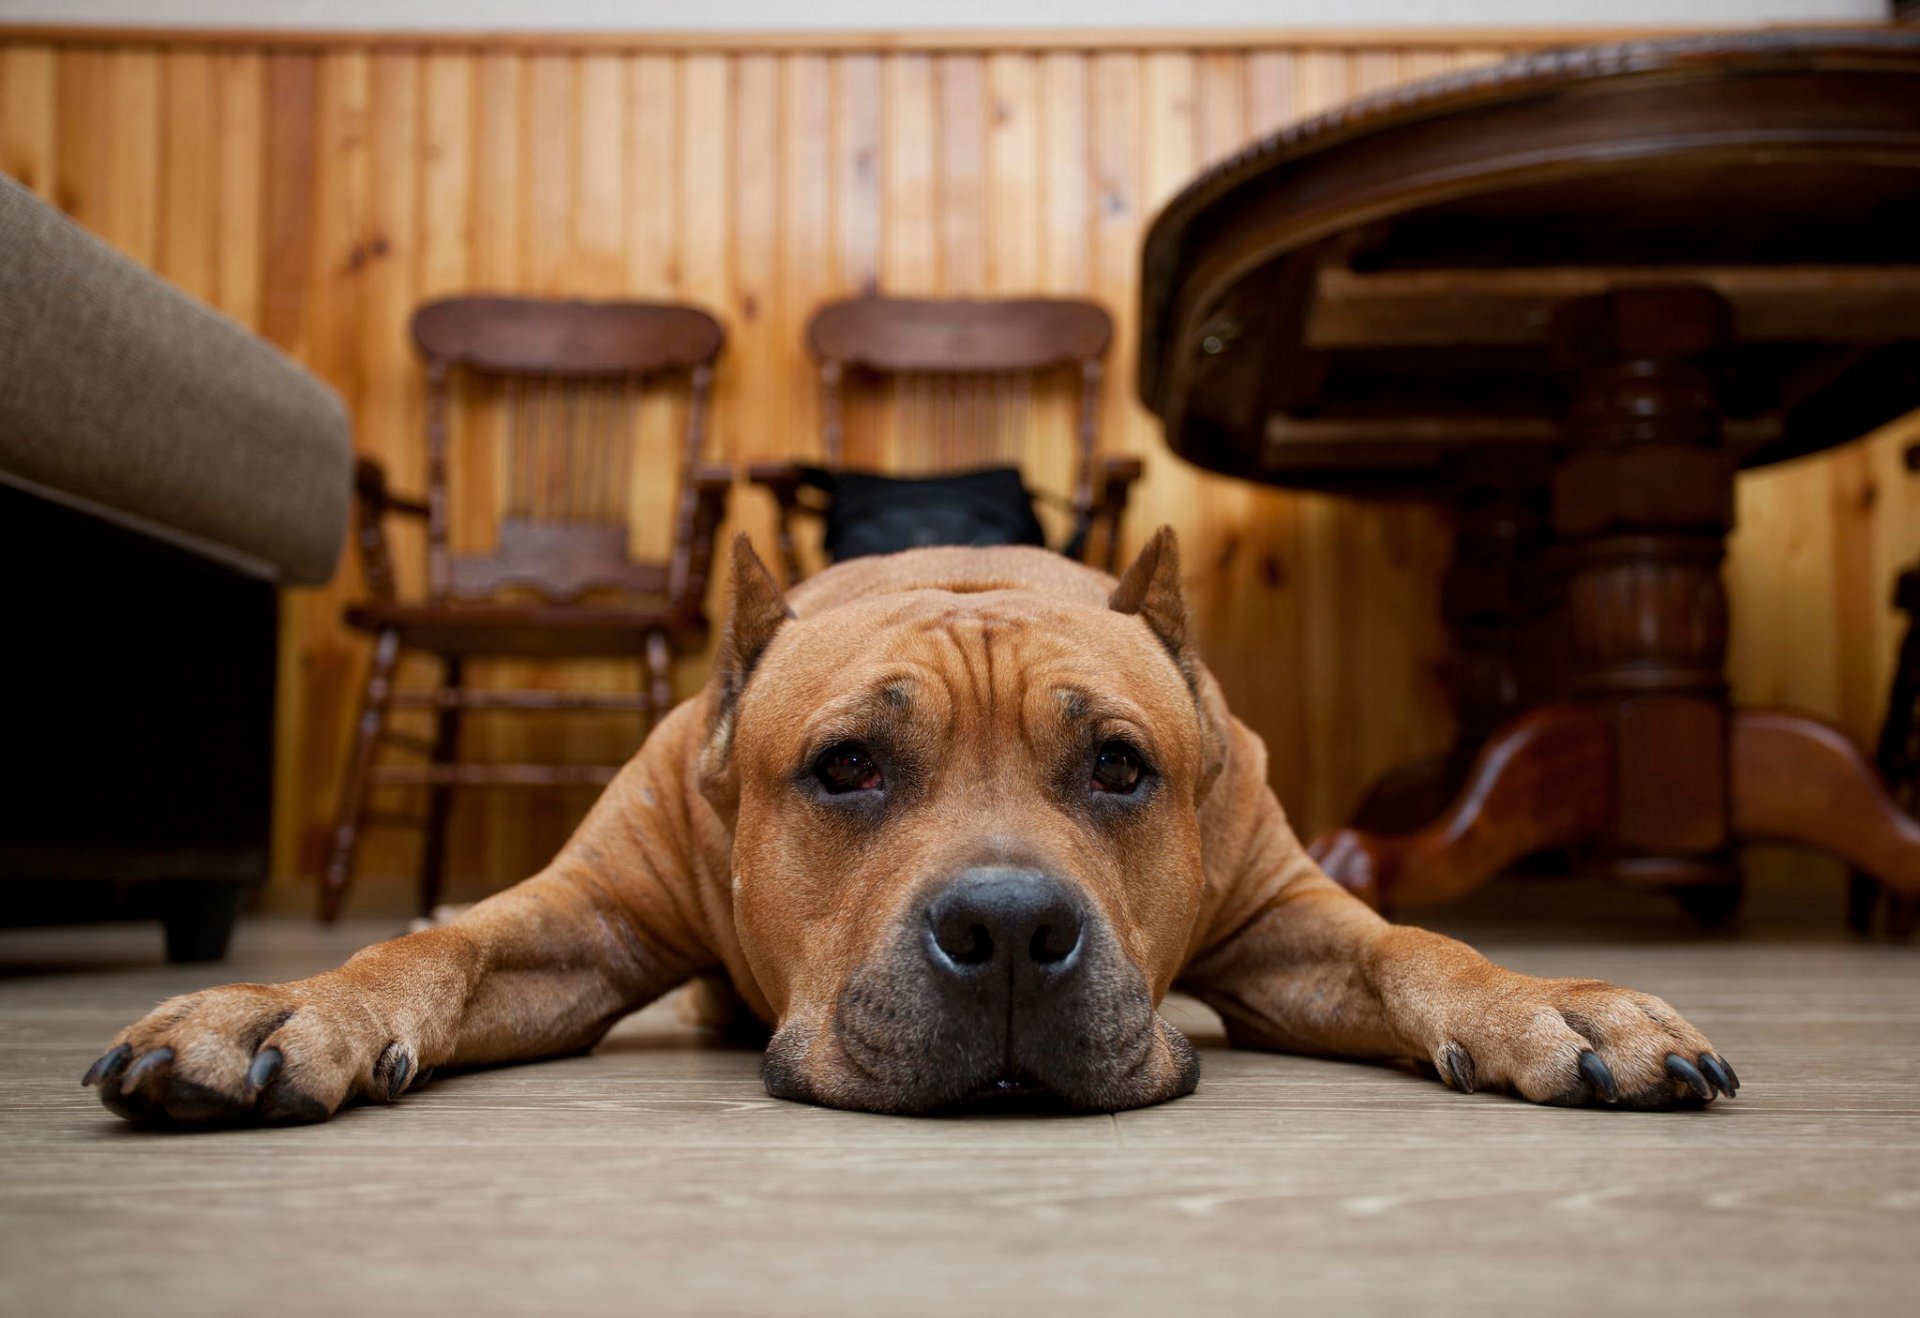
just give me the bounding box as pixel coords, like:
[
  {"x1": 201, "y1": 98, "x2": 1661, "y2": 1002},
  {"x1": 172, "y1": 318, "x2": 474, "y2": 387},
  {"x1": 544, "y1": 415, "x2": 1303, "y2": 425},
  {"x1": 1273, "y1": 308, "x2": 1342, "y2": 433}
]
[{"x1": 0, "y1": 174, "x2": 352, "y2": 585}]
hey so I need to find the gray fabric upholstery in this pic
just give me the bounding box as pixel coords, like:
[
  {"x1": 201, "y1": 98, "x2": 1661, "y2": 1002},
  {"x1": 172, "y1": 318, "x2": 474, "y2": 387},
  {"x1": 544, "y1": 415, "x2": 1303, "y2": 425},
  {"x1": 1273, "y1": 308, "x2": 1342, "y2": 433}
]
[{"x1": 0, "y1": 174, "x2": 351, "y2": 585}]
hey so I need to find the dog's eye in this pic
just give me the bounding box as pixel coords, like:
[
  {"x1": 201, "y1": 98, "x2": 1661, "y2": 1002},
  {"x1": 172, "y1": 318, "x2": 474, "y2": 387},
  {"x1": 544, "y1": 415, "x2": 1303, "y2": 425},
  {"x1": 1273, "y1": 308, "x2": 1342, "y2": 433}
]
[
  {"x1": 1090, "y1": 741, "x2": 1145, "y2": 795},
  {"x1": 814, "y1": 742, "x2": 883, "y2": 794}
]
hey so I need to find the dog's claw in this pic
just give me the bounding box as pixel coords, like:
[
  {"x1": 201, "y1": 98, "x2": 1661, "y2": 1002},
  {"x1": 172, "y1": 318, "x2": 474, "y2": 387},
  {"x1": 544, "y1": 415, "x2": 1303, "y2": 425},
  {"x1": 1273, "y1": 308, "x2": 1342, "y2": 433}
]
[
  {"x1": 1716, "y1": 1055, "x2": 1740, "y2": 1095},
  {"x1": 119, "y1": 1047, "x2": 174, "y2": 1094},
  {"x1": 1699, "y1": 1054, "x2": 1737, "y2": 1098},
  {"x1": 375, "y1": 1043, "x2": 411, "y2": 1100},
  {"x1": 82, "y1": 1043, "x2": 132, "y2": 1087},
  {"x1": 1665, "y1": 1052, "x2": 1713, "y2": 1101},
  {"x1": 247, "y1": 1047, "x2": 283, "y2": 1092},
  {"x1": 1577, "y1": 1051, "x2": 1619, "y2": 1102},
  {"x1": 1441, "y1": 1043, "x2": 1477, "y2": 1095}
]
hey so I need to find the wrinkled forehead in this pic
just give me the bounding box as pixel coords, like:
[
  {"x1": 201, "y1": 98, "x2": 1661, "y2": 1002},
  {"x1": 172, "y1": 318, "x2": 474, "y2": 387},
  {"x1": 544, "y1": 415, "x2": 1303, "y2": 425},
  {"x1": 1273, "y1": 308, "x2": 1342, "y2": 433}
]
[{"x1": 734, "y1": 589, "x2": 1196, "y2": 759}]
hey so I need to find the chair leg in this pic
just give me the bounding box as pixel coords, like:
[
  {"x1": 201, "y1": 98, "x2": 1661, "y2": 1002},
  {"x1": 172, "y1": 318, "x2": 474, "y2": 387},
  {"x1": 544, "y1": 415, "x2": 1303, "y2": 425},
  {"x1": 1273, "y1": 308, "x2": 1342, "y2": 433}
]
[
  {"x1": 1730, "y1": 708, "x2": 1920, "y2": 896},
  {"x1": 319, "y1": 629, "x2": 401, "y2": 923},
  {"x1": 416, "y1": 657, "x2": 464, "y2": 919},
  {"x1": 645, "y1": 632, "x2": 674, "y2": 725},
  {"x1": 1308, "y1": 705, "x2": 1611, "y2": 909}
]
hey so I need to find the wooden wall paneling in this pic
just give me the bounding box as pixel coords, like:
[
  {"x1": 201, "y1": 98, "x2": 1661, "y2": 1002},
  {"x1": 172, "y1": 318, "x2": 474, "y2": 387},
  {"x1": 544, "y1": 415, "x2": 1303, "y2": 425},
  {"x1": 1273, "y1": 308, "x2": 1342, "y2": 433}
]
[
  {"x1": 1087, "y1": 50, "x2": 1144, "y2": 517},
  {"x1": 626, "y1": 51, "x2": 693, "y2": 669},
  {"x1": 259, "y1": 52, "x2": 319, "y2": 355},
  {"x1": 830, "y1": 52, "x2": 883, "y2": 480},
  {"x1": 575, "y1": 53, "x2": 626, "y2": 290},
  {"x1": 6, "y1": 32, "x2": 1911, "y2": 908},
  {"x1": 984, "y1": 51, "x2": 1072, "y2": 532},
  {"x1": 1729, "y1": 459, "x2": 1844, "y2": 717},
  {"x1": 984, "y1": 52, "x2": 1038, "y2": 295},
  {"x1": 832, "y1": 52, "x2": 881, "y2": 299},
  {"x1": 680, "y1": 53, "x2": 731, "y2": 429},
  {"x1": 728, "y1": 51, "x2": 784, "y2": 611},
  {"x1": 1031, "y1": 52, "x2": 1090, "y2": 540},
  {"x1": 0, "y1": 43, "x2": 57, "y2": 197},
  {"x1": 880, "y1": 51, "x2": 937, "y2": 299},
  {"x1": 937, "y1": 53, "x2": 987, "y2": 298},
  {"x1": 1036, "y1": 52, "x2": 1087, "y2": 296},
  {"x1": 878, "y1": 52, "x2": 937, "y2": 471},
  {"x1": 0, "y1": 26, "x2": 1751, "y2": 53},
  {"x1": 778, "y1": 53, "x2": 833, "y2": 471},
  {"x1": 157, "y1": 50, "x2": 216, "y2": 302},
  {"x1": 51, "y1": 49, "x2": 108, "y2": 242},
  {"x1": 212, "y1": 52, "x2": 264, "y2": 327},
  {"x1": 106, "y1": 50, "x2": 161, "y2": 268}
]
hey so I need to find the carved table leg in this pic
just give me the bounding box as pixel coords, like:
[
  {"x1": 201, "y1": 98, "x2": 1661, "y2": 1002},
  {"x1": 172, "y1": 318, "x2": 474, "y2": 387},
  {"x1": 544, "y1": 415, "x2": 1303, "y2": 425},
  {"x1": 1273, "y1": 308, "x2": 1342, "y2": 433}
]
[
  {"x1": 1311, "y1": 706, "x2": 1610, "y2": 908},
  {"x1": 1550, "y1": 287, "x2": 1742, "y2": 911},
  {"x1": 1313, "y1": 288, "x2": 1920, "y2": 925}
]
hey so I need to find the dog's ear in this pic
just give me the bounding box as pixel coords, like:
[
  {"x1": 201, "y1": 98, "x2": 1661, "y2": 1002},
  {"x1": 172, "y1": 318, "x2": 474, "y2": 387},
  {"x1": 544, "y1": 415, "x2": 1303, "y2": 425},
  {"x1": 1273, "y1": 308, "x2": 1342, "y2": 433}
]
[
  {"x1": 700, "y1": 535, "x2": 795, "y2": 801},
  {"x1": 1111, "y1": 526, "x2": 1227, "y2": 795},
  {"x1": 1110, "y1": 525, "x2": 1192, "y2": 685}
]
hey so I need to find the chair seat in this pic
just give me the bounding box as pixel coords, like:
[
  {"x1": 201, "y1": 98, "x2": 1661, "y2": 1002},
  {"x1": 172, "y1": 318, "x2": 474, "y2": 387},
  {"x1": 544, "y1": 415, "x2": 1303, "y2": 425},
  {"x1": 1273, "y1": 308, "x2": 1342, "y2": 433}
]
[{"x1": 344, "y1": 600, "x2": 707, "y2": 658}]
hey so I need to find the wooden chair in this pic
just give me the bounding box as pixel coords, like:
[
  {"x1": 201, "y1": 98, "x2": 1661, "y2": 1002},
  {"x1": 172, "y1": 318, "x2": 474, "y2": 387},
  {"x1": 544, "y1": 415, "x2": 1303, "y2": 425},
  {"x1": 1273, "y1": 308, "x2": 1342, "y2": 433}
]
[
  {"x1": 320, "y1": 296, "x2": 731, "y2": 922},
  {"x1": 749, "y1": 296, "x2": 1141, "y2": 582}
]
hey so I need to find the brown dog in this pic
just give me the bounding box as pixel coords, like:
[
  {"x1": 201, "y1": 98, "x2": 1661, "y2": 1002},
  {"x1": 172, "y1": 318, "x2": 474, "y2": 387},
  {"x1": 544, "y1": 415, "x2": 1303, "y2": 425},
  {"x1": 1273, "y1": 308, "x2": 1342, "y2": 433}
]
[{"x1": 83, "y1": 531, "x2": 1737, "y2": 1123}]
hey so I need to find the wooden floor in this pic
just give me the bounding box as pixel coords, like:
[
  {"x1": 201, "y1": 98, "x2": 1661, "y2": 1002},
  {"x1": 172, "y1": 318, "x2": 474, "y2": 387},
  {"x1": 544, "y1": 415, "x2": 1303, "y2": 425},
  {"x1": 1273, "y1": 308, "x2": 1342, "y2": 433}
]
[{"x1": 4, "y1": 882, "x2": 1918, "y2": 1317}]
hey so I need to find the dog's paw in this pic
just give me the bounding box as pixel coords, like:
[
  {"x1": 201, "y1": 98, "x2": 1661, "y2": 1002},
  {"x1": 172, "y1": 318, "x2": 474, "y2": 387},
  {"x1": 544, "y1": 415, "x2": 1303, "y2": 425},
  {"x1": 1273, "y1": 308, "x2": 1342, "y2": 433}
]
[
  {"x1": 81, "y1": 980, "x2": 419, "y2": 1128},
  {"x1": 1427, "y1": 976, "x2": 1738, "y2": 1110}
]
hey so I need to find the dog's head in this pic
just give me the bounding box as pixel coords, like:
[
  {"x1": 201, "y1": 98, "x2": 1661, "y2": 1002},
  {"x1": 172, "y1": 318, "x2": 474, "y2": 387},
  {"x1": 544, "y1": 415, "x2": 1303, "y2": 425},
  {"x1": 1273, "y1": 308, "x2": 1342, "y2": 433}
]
[{"x1": 700, "y1": 530, "x2": 1222, "y2": 1114}]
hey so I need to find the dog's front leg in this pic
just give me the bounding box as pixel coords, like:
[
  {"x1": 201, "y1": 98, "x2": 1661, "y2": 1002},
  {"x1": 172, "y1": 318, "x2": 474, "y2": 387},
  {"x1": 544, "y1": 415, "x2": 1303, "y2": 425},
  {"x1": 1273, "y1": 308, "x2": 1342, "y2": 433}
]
[
  {"x1": 1182, "y1": 862, "x2": 1740, "y2": 1110},
  {"x1": 83, "y1": 732, "x2": 717, "y2": 1127}
]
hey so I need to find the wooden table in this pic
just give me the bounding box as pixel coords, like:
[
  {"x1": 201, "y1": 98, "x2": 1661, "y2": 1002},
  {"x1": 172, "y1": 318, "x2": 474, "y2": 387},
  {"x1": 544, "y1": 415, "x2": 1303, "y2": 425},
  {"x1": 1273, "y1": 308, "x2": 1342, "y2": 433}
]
[{"x1": 1137, "y1": 30, "x2": 1920, "y2": 919}]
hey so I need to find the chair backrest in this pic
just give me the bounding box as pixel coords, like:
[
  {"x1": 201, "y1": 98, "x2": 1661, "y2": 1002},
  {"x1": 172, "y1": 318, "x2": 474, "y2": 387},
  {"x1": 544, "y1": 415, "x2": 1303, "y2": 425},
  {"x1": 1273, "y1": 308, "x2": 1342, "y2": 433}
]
[
  {"x1": 411, "y1": 296, "x2": 724, "y2": 605},
  {"x1": 806, "y1": 296, "x2": 1113, "y2": 517}
]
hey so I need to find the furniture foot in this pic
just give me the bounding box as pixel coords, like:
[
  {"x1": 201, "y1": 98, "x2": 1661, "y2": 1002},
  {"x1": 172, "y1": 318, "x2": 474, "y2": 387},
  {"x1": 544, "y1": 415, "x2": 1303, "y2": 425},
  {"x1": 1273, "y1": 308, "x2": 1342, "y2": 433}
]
[
  {"x1": 1731, "y1": 708, "x2": 1920, "y2": 896},
  {"x1": 319, "y1": 628, "x2": 400, "y2": 923},
  {"x1": 1672, "y1": 881, "x2": 1743, "y2": 930},
  {"x1": 1309, "y1": 705, "x2": 1611, "y2": 908},
  {"x1": 161, "y1": 880, "x2": 247, "y2": 963}
]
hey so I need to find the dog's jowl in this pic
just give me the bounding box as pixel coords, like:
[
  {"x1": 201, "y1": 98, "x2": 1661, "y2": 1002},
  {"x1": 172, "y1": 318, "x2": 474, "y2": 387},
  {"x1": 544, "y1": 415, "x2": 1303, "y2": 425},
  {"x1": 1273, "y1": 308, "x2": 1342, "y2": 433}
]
[{"x1": 85, "y1": 530, "x2": 1738, "y2": 1125}]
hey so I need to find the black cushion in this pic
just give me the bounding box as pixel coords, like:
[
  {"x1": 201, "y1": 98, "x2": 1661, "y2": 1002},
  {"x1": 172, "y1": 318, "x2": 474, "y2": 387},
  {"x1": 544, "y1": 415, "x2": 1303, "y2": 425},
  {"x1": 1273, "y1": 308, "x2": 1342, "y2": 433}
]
[{"x1": 804, "y1": 466, "x2": 1048, "y2": 563}]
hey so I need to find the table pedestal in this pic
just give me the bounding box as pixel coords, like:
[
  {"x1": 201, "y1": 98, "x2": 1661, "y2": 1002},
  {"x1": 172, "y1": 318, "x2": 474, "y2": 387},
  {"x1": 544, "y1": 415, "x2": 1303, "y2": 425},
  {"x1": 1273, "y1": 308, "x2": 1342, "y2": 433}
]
[{"x1": 1312, "y1": 288, "x2": 1920, "y2": 913}]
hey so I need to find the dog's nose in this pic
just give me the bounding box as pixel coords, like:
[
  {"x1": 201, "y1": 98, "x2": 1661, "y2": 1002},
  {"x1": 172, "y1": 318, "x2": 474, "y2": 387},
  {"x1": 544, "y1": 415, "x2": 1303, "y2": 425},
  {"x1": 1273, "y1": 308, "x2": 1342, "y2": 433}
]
[{"x1": 924, "y1": 868, "x2": 1084, "y2": 982}]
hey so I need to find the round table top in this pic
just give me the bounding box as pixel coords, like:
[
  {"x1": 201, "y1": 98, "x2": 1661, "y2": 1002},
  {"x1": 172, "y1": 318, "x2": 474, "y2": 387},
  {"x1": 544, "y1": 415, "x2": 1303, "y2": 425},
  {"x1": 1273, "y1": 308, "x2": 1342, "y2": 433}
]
[{"x1": 1136, "y1": 29, "x2": 1920, "y2": 497}]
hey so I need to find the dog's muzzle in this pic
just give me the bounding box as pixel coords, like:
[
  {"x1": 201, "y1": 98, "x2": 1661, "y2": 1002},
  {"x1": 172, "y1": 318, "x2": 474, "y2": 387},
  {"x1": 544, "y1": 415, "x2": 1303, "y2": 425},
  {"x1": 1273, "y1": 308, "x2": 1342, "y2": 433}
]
[{"x1": 763, "y1": 867, "x2": 1199, "y2": 1114}]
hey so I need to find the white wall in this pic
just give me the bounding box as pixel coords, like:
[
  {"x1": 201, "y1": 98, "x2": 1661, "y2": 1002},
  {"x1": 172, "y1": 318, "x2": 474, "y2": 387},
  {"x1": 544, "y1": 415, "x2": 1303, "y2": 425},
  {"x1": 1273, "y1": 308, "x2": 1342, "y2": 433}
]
[{"x1": 0, "y1": 0, "x2": 1892, "y2": 31}]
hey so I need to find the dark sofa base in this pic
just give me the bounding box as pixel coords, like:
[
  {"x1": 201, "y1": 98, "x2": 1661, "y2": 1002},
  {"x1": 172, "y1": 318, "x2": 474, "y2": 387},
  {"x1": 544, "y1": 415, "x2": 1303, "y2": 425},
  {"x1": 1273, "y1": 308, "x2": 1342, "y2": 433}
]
[
  {"x1": 1, "y1": 484, "x2": 276, "y2": 962},
  {"x1": 2, "y1": 876, "x2": 250, "y2": 962}
]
